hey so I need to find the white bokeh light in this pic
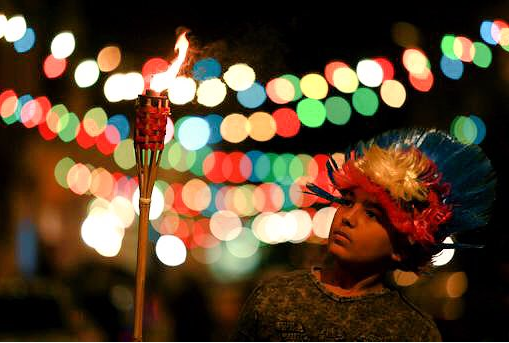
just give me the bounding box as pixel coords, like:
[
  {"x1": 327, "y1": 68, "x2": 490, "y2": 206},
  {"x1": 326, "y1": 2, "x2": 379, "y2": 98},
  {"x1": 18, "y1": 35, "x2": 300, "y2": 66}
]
[
  {"x1": 312, "y1": 206, "x2": 336, "y2": 238},
  {"x1": 4, "y1": 15, "x2": 26, "y2": 42},
  {"x1": 51, "y1": 31, "x2": 76, "y2": 59},
  {"x1": 210, "y1": 210, "x2": 242, "y2": 241},
  {"x1": 155, "y1": 235, "x2": 187, "y2": 266},
  {"x1": 132, "y1": 186, "x2": 165, "y2": 220},
  {"x1": 356, "y1": 59, "x2": 384, "y2": 87},
  {"x1": 167, "y1": 76, "x2": 196, "y2": 105},
  {"x1": 74, "y1": 60, "x2": 100, "y2": 88},
  {"x1": 432, "y1": 237, "x2": 456, "y2": 266}
]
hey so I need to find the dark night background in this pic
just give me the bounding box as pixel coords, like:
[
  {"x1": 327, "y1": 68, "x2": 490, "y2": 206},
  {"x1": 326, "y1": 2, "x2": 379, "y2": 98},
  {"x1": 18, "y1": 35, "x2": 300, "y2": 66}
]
[{"x1": 1, "y1": 0, "x2": 509, "y2": 341}]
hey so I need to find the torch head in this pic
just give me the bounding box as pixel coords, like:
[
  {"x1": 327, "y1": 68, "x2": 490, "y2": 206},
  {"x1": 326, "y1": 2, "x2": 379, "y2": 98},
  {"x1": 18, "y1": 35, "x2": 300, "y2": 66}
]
[{"x1": 134, "y1": 90, "x2": 171, "y2": 151}]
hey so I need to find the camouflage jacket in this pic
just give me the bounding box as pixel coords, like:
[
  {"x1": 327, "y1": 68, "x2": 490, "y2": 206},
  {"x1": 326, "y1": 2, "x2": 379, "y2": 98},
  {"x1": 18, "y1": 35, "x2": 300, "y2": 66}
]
[{"x1": 232, "y1": 268, "x2": 442, "y2": 341}]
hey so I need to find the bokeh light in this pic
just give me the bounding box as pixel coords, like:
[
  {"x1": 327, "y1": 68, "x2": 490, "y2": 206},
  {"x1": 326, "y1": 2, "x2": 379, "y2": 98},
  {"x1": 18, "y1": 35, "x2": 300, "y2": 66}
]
[
  {"x1": 220, "y1": 113, "x2": 249, "y2": 143},
  {"x1": 167, "y1": 76, "x2": 196, "y2": 105},
  {"x1": 223, "y1": 63, "x2": 256, "y2": 91},
  {"x1": 178, "y1": 117, "x2": 210, "y2": 151},
  {"x1": 132, "y1": 186, "x2": 165, "y2": 220},
  {"x1": 324, "y1": 96, "x2": 351, "y2": 125},
  {"x1": 193, "y1": 57, "x2": 222, "y2": 80},
  {"x1": 13, "y1": 27, "x2": 35, "y2": 53},
  {"x1": 237, "y1": 82, "x2": 266, "y2": 108},
  {"x1": 43, "y1": 55, "x2": 67, "y2": 79},
  {"x1": 356, "y1": 59, "x2": 383, "y2": 87},
  {"x1": 440, "y1": 55, "x2": 464, "y2": 80},
  {"x1": 300, "y1": 73, "x2": 328, "y2": 99},
  {"x1": 266, "y1": 77, "x2": 295, "y2": 104},
  {"x1": 296, "y1": 98, "x2": 326, "y2": 127},
  {"x1": 196, "y1": 78, "x2": 227, "y2": 107},
  {"x1": 332, "y1": 66, "x2": 359, "y2": 93},
  {"x1": 74, "y1": 60, "x2": 100, "y2": 88},
  {"x1": 97, "y1": 45, "x2": 121, "y2": 72},
  {"x1": 380, "y1": 79, "x2": 406, "y2": 108},
  {"x1": 391, "y1": 21, "x2": 420, "y2": 47},
  {"x1": 352, "y1": 87, "x2": 379, "y2": 116},
  {"x1": 4, "y1": 15, "x2": 26, "y2": 42},
  {"x1": 51, "y1": 31, "x2": 75, "y2": 59},
  {"x1": 155, "y1": 235, "x2": 187, "y2": 266},
  {"x1": 432, "y1": 237, "x2": 455, "y2": 266},
  {"x1": 248, "y1": 111, "x2": 276, "y2": 142}
]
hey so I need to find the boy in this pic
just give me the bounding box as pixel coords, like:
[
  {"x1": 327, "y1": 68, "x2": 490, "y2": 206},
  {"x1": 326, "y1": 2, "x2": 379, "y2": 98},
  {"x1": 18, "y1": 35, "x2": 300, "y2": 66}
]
[{"x1": 232, "y1": 128, "x2": 496, "y2": 341}]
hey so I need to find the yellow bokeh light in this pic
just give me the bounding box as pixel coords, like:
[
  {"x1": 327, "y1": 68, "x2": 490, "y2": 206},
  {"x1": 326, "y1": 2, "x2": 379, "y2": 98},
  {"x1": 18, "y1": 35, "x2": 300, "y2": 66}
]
[
  {"x1": 300, "y1": 73, "x2": 328, "y2": 99},
  {"x1": 392, "y1": 269, "x2": 419, "y2": 287},
  {"x1": 220, "y1": 113, "x2": 249, "y2": 143},
  {"x1": 266, "y1": 77, "x2": 295, "y2": 104},
  {"x1": 197, "y1": 78, "x2": 227, "y2": 107},
  {"x1": 231, "y1": 185, "x2": 256, "y2": 217},
  {"x1": 223, "y1": 63, "x2": 256, "y2": 91},
  {"x1": 248, "y1": 111, "x2": 276, "y2": 142},
  {"x1": 332, "y1": 67, "x2": 359, "y2": 93},
  {"x1": 402, "y1": 48, "x2": 429, "y2": 75},
  {"x1": 446, "y1": 272, "x2": 468, "y2": 298},
  {"x1": 391, "y1": 22, "x2": 420, "y2": 48},
  {"x1": 97, "y1": 46, "x2": 121, "y2": 72},
  {"x1": 500, "y1": 27, "x2": 509, "y2": 46},
  {"x1": 380, "y1": 79, "x2": 406, "y2": 108}
]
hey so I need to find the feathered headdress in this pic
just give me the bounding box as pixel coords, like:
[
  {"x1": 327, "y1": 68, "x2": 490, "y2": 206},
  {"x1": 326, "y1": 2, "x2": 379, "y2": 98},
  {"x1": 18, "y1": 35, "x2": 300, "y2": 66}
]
[{"x1": 306, "y1": 127, "x2": 497, "y2": 249}]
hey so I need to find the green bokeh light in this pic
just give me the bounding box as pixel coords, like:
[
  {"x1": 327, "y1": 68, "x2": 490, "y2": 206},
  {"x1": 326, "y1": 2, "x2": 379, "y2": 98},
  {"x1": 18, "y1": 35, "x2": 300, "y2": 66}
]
[
  {"x1": 325, "y1": 96, "x2": 351, "y2": 125},
  {"x1": 58, "y1": 112, "x2": 80, "y2": 142},
  {"x1": 441, "y1": 35, "x2": 457, "y2": 60},
  {"x1": 472, "y1": 42, "x2": 492, "y2": 68},
  {"x1": 296, "y1": 98, "x2": 326, "y2": 127},
  {"x1": 54, "y1": 157, "x2": 75, "y2": 188},
  {"x1": 113, "y1": 138, "x2": 136, "y2": 170},
  {"x1": 352, "y1": 88, "x2": 379, "y2": 116}
]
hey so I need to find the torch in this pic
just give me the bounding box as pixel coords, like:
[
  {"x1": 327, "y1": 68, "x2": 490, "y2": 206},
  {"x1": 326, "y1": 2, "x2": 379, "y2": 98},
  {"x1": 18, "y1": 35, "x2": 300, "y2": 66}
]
[
  {"x1": 132, "y1": 30, "x2": 189, "y2": 342},
  {"x1": 133, "y1": 89, "x2": 170, "y2": 341}
]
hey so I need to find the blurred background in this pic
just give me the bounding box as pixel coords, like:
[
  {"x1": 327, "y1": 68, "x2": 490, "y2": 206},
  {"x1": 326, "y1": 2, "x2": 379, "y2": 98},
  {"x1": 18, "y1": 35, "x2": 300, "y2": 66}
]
[{"x1": 1, "y1": 0, "x2": 509, "y2": 341}]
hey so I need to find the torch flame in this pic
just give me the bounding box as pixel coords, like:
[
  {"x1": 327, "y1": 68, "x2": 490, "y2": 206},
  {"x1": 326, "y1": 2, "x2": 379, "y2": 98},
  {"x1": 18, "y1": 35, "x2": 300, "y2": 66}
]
[{"x1": 150, "y1": 30, "x2": 190, "y2": 92}]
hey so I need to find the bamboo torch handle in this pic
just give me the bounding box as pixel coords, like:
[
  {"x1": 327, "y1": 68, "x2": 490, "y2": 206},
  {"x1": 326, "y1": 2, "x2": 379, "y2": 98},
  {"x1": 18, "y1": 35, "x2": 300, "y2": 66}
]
[{"x1": 133, "y1": 197, "x2": 151, "y2": 341}]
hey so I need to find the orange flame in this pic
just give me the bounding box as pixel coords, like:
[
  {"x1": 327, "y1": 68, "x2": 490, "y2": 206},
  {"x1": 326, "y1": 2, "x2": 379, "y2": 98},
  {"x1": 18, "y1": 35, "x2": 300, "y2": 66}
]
[{"x1": 150, "y1": 31, "x2": 190, "y2": 92}]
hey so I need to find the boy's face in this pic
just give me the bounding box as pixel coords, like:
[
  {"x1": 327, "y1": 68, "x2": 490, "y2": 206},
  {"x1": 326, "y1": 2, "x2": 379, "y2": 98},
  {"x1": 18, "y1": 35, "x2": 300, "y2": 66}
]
[{"x1": 328, "y1": 187, "x2": 401, "y2": 268}]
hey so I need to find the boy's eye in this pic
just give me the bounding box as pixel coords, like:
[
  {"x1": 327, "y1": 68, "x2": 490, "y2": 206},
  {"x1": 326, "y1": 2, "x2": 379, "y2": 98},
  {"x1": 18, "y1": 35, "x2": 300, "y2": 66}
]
[
  {"x1": 365, "y1": 209, "x2": 380, "y2": 221},
  {"x1": 340, "y1": 198, "x2": 353, "y2": 207}
]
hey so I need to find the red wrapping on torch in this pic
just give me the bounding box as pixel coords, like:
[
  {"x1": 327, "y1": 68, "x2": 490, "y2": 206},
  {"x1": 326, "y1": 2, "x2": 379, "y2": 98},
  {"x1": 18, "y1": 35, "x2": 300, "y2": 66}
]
[{"x1": 134, "y1": 90, "x2": 170, "y2": 150}]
